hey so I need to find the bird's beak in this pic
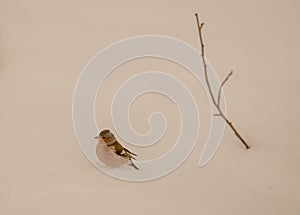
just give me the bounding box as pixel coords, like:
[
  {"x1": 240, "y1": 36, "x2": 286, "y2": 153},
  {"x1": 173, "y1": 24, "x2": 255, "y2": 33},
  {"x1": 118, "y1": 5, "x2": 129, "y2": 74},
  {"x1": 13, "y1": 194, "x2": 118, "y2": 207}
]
[{"x1": 95, "y1": 136, "x2": 100, "y2": 139}]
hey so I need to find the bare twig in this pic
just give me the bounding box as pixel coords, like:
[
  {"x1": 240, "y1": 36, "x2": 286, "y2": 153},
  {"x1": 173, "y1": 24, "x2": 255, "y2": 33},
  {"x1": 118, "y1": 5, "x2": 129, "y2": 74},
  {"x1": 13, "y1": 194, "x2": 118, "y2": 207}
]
[
  {"x1": 217, "y1": 70, "x2": 233, "y2": 106},
  {"x1": 195, "y1": 13, "x2": 250, "y2": 149}
]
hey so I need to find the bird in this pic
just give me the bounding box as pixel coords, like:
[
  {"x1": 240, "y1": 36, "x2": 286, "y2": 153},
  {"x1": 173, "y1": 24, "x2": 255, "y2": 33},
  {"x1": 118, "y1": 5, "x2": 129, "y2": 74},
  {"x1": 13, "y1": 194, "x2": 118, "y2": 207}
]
[{"x1": 94, "y1": 129, "x2": 139, "y2": 170}]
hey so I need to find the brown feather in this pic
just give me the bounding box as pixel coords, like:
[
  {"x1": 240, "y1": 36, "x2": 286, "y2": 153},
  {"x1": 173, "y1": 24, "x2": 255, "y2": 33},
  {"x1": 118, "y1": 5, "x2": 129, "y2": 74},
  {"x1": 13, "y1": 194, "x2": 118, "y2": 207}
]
[{"x1": 108, "y1": 141, "x2": 137, "y2": 160}]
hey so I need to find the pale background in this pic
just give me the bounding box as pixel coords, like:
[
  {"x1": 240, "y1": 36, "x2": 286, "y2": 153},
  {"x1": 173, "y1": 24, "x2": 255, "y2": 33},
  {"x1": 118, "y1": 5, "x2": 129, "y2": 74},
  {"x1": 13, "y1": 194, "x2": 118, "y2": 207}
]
[{"x1": 1, "y1": 0, "x2": 299, "y2": 214}]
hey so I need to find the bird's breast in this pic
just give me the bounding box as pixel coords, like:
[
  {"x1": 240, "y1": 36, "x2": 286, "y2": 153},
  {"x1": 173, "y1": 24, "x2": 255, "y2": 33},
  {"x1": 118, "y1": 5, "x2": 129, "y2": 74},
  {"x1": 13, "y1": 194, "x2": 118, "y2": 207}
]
[{"x1": 96, "y1": 143, "x2": 129, "y2": 167}]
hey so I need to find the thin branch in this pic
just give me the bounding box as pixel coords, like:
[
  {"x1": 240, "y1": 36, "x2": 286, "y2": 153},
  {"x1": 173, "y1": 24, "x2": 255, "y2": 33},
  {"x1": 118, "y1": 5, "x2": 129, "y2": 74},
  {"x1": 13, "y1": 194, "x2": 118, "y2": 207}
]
[
  {"x1": 195, "y1": 13, "x2": 250, "y2": 149},
  {"x1": 195, "y1": 15, "x2": 218, "y2": 107},
  {"x1": 217, "y1": 70, "x2": 233, "y2": 106}
]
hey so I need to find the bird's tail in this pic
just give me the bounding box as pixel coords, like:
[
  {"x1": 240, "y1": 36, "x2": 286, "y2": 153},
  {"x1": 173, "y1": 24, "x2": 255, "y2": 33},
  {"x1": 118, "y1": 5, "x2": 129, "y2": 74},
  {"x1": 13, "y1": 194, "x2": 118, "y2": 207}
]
[{"x1": 129, "y1": 159, "x2": 139, "y2": 170}]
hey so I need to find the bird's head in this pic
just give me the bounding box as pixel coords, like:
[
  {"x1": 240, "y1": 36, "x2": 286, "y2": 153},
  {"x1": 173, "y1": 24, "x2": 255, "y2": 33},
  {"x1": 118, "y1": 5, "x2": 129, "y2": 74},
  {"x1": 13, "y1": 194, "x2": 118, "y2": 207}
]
[{"x1": 95, "y1": 129, "x2": 116, "y2": 144}]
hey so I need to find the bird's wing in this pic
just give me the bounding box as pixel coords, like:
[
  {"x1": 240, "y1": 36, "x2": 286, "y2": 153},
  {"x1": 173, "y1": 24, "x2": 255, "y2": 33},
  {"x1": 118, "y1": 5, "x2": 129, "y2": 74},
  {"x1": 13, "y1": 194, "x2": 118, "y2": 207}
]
[
  {"x1": 108, "y1": 142, "x2": 137, "y2": 160},
  {"x1": 124, "y1": 148, "x2": 137, "y2": 157}
]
